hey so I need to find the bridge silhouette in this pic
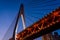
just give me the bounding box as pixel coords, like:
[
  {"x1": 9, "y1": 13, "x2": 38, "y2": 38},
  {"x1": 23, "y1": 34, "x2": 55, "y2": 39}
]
[
  {"x1": 17, "y1": 5, "x2": 60, "y2": 40},
  {"x1": 2, "y1": 0, "x2": 60, "y2": 40},
  {"x1": 9, "y1": 4, "x2": 60, "y2": 40}
]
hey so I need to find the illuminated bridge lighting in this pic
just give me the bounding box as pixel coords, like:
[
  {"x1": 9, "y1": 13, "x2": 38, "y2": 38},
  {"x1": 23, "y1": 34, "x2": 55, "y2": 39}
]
[{"x1": 15, "y1": 7, "x2": 60, "y2": 40}]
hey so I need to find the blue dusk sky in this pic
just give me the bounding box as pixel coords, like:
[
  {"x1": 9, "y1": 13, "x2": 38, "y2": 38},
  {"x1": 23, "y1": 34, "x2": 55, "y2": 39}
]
[{"x1": 0, "y1": 0, "x2": 60, "y2": 40}]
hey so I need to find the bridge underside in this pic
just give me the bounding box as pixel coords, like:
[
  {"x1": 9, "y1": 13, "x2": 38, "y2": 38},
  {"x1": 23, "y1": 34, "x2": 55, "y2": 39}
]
[{"x1": 24, "y1": 22, "x2": 60, "y2": 40}]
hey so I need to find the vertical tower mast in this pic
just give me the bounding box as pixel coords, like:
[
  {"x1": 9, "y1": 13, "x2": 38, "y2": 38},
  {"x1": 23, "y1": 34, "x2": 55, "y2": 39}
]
[{"x1": 10, "y1": 4, "x2": 26, "y2": 40}]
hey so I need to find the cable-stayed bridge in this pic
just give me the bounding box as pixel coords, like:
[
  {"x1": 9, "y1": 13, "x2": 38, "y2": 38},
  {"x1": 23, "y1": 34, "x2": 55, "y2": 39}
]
[
  {"x1": 2, "y1": 0, "x2": 60, "y2": 40},
  {"x1": 9, "y1": 4, "x2": 60, "y2": 40}
]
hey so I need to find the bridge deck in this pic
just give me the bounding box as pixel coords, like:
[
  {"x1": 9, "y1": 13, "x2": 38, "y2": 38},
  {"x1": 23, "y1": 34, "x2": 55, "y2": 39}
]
[{"x1": 24, "y1": 22, "x2": 60, "y2": 40}]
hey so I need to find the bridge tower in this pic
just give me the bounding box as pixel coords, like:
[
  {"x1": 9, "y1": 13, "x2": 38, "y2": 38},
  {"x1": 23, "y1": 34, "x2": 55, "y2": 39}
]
[{"x1": 9, "y1": 4, "x2": 26, "y2": 40}]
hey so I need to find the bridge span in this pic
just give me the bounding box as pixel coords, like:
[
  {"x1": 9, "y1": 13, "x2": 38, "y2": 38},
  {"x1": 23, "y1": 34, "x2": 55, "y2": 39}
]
[{"x1": 15, "y1": 7, "x2": 60, "y2": 40}]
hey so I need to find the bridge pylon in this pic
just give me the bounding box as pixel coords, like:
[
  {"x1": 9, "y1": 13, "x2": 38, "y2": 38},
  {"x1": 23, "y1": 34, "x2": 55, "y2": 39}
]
[{"x1": 9, "y1": 4, "x2": 26, "y2": 40}]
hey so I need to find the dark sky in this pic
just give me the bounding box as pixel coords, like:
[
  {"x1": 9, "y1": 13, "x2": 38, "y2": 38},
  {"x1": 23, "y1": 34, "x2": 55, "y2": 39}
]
[{"x1": 0, "y1": 0, "x2": 60, "y2": 40}]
